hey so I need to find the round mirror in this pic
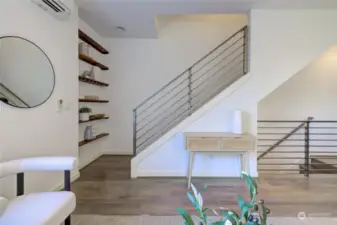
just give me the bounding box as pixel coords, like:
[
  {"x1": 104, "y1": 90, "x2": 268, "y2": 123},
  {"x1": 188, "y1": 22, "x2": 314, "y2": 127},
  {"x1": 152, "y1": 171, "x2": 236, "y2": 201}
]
[{"x1": 0, "y1": 36, "x2": 55, "y2": 108}]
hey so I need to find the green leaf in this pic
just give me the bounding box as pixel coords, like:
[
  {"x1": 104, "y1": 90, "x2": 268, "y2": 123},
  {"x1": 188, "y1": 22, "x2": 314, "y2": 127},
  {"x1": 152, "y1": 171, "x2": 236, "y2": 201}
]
[
  {"x1": 198, "y1": 193, "x2": 203, "y2": 208},
  {"x1": 211, "y1": 208, "x2": 218, "y2": 216},
  {"x1": 246, "y1": 202, "x2": 255, "y2": 208},
  {"x1": 246, "y1": 222, "x2": 258, "y2": 225},
  {"x1": 237, "y1": 195, "x2": 245, "y2": 209},
  {"x1": 240, "y1": 205, "x2": 249, "y2": 221},
  {"x1": 223, "y1": 211, "x2": 241, "y2": 225},
  {"x1": 210, "y1": 221, "x2": 224, "y2": 225},
  {"x1": 242, "y1": 172, "x2": 257, "y2": 200},
  {"x1": 177, "y1": 208, "x2": 195, "y2": 225},
  {"x1": 187, "y1": 192, "x2": 201, "y2": 213},
  {"x1": 202, "y1": 208, "x2": 210, "y2": 213},
  {"x1": 260, "y1": 203, "x2": 268, "y2": 225},
  {"x1": 191, "y1": 183, "x2": 198, "y2": 198}
]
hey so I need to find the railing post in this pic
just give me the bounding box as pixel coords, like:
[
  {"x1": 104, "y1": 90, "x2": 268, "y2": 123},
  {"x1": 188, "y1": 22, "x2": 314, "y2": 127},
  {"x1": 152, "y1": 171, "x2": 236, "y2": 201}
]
[
  {"x1": 242, "y1": 26, "x2": 249, "y2": 75},
  {"x1": 188, "y1": 68, "x2": 192, "y2": 115},
  {"x1": 133, "y1": 109, "x2": 137, "y2": 156},
  {"x1": 304, "y1": 120, "x2": 310, "y2": 177}
]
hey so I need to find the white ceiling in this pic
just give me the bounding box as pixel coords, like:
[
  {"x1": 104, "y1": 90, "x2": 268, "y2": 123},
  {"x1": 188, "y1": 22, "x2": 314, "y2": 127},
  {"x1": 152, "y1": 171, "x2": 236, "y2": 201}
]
[{"x1": 77, "y1": 0, "x2": 337, "y2": 38}]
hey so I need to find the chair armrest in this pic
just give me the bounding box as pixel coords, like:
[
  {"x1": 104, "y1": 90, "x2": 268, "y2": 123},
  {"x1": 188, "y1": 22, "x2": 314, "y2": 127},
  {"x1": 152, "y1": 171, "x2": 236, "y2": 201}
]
[{"x1": 0, "y1": 157, "x2": 77, "y2": 178}]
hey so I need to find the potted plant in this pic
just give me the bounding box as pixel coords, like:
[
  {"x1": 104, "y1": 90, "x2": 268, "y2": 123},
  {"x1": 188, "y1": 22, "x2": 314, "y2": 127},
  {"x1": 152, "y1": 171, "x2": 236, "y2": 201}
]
[
  {"x1": 79, "y1": 106, "x2": 92, "y2": 121},
  {"x1": 177, "y1": 172, "x2": 270, "y2": 225}
]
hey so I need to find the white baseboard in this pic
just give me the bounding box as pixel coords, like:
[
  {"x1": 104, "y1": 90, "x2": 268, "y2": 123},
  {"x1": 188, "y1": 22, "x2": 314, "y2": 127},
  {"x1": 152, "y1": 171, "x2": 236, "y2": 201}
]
[
  {"x1": 79, "y1": 151, "x2": 103, "y2": 170},
  {"x1": 52, "y1": 171, "x2": 80, "y2": 191},
  {"x1": 102, "y1": 149, "x2": 133, "y2": 155}
]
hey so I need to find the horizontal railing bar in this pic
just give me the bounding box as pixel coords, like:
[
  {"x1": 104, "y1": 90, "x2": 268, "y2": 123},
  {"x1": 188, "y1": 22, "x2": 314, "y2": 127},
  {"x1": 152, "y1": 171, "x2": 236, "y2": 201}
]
[
  {"x1": 191, "y1": 70, "x2": 243, "y2": 107},
  {"x1": 137, "y1": 70, "x2": 244, "y2": 146},
  {"x1": 193, "y1": 71, "x2": 244, "y2": 108},
  {"x1": 137, "y1": 60, "x2": 243, "y2": 126},
  {"x1": 191, "y1": 52, "x2": 243, "y2": 91},
  {"x1": 258, "y1": 120, "x2": 337, "y2": 123},
  {"x1": 258, "y1": 163, "x2": 337, "y2": 166},
  {"x1": 137, "y1": 53, "x2": 243, "y2": 120},
  {"x1": 136, "y1": 105, "x2": 191, "y2": 149},
  {"x1": 137, "y1": 109, "x2": 187, "y2": 141},
  {"x1": 136, "y1": 83, "x2": 188, "y2": 122},
  {"x1": 258, "y1": 133, "x2": 337, "y2": 135},
  {"x1": 259, "y1": 157, "x2": 306, "y2": 159},
  {"x1": 258, "y1": 139, "x2": 337, "y2": 141},
  {"x1": 136, "y1": 87, "x2": 225, "y2": 150},
  {"x1": 258, "y1": 126, "x2": 337, "y2": 129},
  {"x1": 258, "y1": 145, "x2": 337, "y2": 147},
  {"x1": 137, "y1": 76, "x2": 189, "y2": 116},
  {"x1": 137, "y1": 98, "x2": 188, "y2": 135},
  {"x1": 191, "y1": 62, "x2": 243, "y2": 99},
  {"x1": 258, "y1": 127, "x2": 301, "y2": 129},
  {"x1": 258, "y1": 169, "x2": 302, "y2": 171},
  {"x1": 258, "y1": 120, "x2": 310, "y2": 123},
  {"x1": 191, "y1": 66, "x2": 243, "y2": 101},
  {"x1": 308, "y1": 169, "x2": 337, "y2": 171},
  {"x1": 257, "y1": 151, "x2": 337, "y2": 154},
  {"x1": 192, "y1": 36, "x2": 244, "y2": 76},
  {"x1": 138, "y1": 48, "x2": 244, "y2": 119},
  {"x1": 309, "y1": 121, "x2": 337, "y2": 123},
  {"x1": 134, "y1": 26, "x2": 247, "y2": 110},
  {"x1": 191, "y1": 45, "x2": 243, "y2": 85},
  {"x1": 260, "y1": 157, "x2": 337, "y2": 159},
  {"x1": 185, "y1": 26, "x2": 246, "y2": 73},
  {"x1": 307, "y1": 127, "x2": 337, "y2": 129}
]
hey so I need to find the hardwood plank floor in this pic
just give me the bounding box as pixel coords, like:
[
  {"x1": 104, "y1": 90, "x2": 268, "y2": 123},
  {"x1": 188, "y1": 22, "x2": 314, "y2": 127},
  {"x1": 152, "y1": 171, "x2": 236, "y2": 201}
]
[{"x1": 72, "y1": 155, "x2": 337, "y2": 217}]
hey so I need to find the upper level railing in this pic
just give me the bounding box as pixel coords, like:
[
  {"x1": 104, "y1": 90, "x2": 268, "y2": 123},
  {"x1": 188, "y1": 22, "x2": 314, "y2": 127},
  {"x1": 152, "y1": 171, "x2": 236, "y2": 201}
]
[
  {"x1": 258, "y1": 118, "x2": 337, "y2": 176},
  {"x1": 133, "y1": 26, "x2": 249, "y2": 155}
]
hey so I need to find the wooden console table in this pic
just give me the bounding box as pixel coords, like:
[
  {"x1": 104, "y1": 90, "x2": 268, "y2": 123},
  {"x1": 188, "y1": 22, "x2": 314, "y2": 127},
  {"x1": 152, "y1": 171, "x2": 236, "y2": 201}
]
[{"x1": 184, "y1": 132, "x2": 255, "y2": 188}]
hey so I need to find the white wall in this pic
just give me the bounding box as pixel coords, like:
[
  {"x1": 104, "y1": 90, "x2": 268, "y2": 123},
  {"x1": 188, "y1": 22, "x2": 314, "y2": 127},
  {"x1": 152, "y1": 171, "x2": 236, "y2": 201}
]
[
  {"x1": 257, "y1": 45, "x2": 337, "y2": 171},
  {"x1": 78, "y1": 18, "x2": 110, "y2": 168},
  {"x1": 0, "y1": 0, "x2": 78, "y2": 198},
  {"x1": 259, "y1": 45, "x2": 337, "y2": 120},
  {"x1": 105, "y1": 14, "x2": 248, "y2": 154},
  {"x1": 133, "y1": 9, "x2": 337, "y2": 178},
  {"x1": 0, "y1": 38, "x2": 54, "y2": 107}
]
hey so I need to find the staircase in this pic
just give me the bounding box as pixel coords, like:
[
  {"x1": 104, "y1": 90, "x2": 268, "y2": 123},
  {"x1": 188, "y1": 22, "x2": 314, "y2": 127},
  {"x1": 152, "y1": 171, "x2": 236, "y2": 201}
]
[
  {"x1": 258, "y1": 118, "x2": 337, "y2": 176},
  {"x1": 133, "y1": 26, "x2": 248, "y2": 155}
]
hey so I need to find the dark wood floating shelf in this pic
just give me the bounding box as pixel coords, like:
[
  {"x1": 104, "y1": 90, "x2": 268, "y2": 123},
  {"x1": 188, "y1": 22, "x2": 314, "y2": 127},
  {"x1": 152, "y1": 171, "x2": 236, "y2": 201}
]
[
  {"x1": 79, "y1": 99, "x2": 109, "y2": 103},
  {"x1": 79, "y1": 29, "x2": 109, "y2": 54},
  {"x1": 79, "y1": 117, "x2": 109, "y2": 123},
  {"x1": 79, "y1": 133, "x2": 109, "y2": 147},
  {"x1": 79, "y1": 54, "x2": 109, "y2": 71},
  {"x1": 78, "y1": 76, "x2": 109, "y2": 87}
]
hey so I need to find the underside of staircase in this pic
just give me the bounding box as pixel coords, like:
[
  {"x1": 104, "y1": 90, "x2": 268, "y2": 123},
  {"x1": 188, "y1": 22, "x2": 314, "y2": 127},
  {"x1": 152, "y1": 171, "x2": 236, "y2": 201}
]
[{"x1": 133, "y1": 26, "x2": 249, "y2": 156}]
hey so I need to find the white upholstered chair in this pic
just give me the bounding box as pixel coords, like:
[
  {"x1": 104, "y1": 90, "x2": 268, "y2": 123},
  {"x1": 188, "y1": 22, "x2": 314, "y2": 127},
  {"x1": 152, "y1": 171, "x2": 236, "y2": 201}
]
[{"x1": 0, "y1": 157, "x2": 77, "y2": 225}]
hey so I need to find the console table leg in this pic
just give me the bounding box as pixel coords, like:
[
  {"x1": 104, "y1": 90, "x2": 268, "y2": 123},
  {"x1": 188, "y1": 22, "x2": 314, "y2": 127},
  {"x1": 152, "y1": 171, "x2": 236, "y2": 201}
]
[
  {"x1": 240, "y1": 153, "x2": 246, "y2": 178},
  {"x1": 187, "y1": 152, "x2": 194, "y2": 188}
]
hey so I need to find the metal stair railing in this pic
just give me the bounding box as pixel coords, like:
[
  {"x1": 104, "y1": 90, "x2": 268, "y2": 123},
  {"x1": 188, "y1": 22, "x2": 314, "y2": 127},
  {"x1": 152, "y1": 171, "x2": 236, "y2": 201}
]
[{"x1": 133, "y1": 26, "x2": 249, "y2": 155}]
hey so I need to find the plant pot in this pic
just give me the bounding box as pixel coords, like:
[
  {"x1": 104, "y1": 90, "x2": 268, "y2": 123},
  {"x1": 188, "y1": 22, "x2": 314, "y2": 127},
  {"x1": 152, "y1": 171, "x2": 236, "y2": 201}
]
[{"x1": 80, "y1": 113, "x2": 90, "y2": 121}]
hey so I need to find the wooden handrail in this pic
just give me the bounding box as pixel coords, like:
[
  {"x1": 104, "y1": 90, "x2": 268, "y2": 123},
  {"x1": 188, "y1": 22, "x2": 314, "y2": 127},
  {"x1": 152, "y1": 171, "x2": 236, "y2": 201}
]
[{"x1": 257, "y1": 117, "x2": 314, "y2": 160}]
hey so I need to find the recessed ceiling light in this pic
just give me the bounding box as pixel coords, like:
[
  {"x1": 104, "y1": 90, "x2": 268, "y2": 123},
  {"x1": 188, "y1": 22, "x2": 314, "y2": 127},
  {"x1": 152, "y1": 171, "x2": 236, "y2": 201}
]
[{"x1": 116, "y1": 26, "x2": 126, "y2": 32}]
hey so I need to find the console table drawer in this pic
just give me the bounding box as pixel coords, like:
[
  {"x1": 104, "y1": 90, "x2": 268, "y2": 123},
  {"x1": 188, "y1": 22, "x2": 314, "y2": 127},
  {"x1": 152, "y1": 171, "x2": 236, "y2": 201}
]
[
  {"x1": 220, "y1": 138, "x2": 254, "y2": 150},
  {"x1": 187, "y1": 138, "x2": 219, "y2": 149}
]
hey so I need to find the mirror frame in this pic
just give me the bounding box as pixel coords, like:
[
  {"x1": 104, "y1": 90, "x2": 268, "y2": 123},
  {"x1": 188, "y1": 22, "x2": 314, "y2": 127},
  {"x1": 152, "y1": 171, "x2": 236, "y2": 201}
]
[{"x1": 0, "y1": 36, "x2": 56, "y2": 109}]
